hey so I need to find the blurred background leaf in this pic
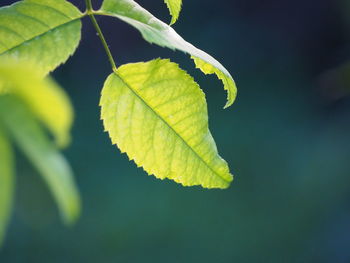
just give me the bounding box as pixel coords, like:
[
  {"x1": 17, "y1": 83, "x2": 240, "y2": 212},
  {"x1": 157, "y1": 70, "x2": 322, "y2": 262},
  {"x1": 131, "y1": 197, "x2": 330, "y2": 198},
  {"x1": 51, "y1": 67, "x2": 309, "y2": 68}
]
[
  {"x1": 0, "y1": 96, "x2": 81, "y2": 225},
  {"x1": 0, "y1": 128, "x2": 14, "y2": 248},
  {"x1": 0, "y1": 60, "x2": 81, "y2": 245},
  {"x1": 0, "y1": 61, "x2": 74, "y2": 147}
]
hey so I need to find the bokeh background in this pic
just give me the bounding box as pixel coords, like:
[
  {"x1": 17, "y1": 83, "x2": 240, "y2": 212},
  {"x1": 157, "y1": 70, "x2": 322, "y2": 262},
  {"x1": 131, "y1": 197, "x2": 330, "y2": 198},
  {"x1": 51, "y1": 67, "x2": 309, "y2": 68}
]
[{"x1": 1, "y1": 0, "x2": 350, "y2": 262}]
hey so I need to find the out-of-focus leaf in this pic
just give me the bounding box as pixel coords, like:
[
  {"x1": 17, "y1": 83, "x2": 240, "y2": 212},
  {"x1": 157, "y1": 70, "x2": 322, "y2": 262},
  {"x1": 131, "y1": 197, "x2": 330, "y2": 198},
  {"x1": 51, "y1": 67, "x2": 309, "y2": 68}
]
[
  {"x1": 98, "y1": 0, "x2": 237, "y2": 108},
  {"x1": 0, "y1": 96, "x2": 80, "y2": 224},
  {"x1": 0, "y1": 61, "x2": 73, "y2": 147},
  {"x1": 100, "y1": 59, "x2": 233, "y2": 188},
  {"x1": 0, "y1": 0, "x2": 83, "y2": 75},
  {"x1": 0, "y1": 128, "x2": 14, "y2": 247}
]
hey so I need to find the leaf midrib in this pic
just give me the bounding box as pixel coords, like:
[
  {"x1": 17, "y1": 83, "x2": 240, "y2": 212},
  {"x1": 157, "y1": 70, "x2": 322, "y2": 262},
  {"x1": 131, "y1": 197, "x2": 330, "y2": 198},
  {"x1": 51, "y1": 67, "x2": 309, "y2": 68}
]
[
  {"x1": 113, "y1": 72, "x2": 231, "y2": 184},
  {"x1": 0, "y1": 16, "x2": 84, "y2": 56}
]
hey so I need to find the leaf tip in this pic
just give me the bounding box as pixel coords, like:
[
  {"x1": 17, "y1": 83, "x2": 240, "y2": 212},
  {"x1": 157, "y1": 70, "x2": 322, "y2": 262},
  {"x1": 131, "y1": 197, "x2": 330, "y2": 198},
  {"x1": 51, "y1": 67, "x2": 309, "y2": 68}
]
[{"x1": 61, "y1": 195, "x2": 81, "y2": 226}]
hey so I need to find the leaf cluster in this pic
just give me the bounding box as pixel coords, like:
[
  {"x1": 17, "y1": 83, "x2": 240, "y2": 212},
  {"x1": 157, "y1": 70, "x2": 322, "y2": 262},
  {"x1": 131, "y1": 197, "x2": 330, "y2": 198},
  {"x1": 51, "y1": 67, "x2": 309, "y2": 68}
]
[{"x1": 0, "y1": 0, "x2": 237, "y2": 246}]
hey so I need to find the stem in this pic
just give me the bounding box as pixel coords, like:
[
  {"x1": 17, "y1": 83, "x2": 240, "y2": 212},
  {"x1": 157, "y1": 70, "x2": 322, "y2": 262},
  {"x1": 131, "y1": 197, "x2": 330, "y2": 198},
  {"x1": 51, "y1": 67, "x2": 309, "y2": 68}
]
[{"x1": 85, "y1": 0, "x2": 117, "y2": 71}]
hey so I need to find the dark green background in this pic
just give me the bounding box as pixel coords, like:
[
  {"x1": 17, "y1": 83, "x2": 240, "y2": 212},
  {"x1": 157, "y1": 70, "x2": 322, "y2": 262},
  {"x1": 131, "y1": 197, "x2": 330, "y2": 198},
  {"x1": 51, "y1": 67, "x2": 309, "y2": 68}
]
[{"x1": 1, "y1": 0, "x2": 350, "y2": 262}]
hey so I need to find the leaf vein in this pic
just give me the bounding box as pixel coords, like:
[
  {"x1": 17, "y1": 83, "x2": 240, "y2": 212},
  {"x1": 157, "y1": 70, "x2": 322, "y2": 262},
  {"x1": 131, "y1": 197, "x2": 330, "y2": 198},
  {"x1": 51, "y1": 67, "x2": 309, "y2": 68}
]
[
  {"x1": 115, "y1": 73, "x2": 230, "y2": 183},
  {"x1": 0, "y1": 17, "x2": 83, "y2": 57}
]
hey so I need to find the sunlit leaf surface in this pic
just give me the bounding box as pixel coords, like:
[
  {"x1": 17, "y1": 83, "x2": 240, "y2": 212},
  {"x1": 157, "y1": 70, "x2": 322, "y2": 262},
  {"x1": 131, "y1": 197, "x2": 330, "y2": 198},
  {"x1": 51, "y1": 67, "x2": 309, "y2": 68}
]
[
  {"x1": 164, "y1": 0, "x2": 182, "y2": 25},
  {"x1": 101, "y1": 59, "x2": 233, "y2": 188}
]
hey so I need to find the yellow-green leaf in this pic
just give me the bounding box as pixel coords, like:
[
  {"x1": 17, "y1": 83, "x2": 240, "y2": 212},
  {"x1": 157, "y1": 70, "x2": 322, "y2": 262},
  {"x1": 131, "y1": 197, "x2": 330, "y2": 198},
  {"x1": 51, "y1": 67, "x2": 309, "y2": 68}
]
[
  {"x1": 0, "y1": 96, "x2": 80, "y2": 224},
  {"x1": 164, "y1": 0, "x2": 182, "y2": 25},
  {"x1": 0, "y1": 128, "x2": 14, "y2": 247},
  {"x1": 100, "y1": 59, "x2": 233, "y2": 188},
  {"x1": 0, "y1": 0, "x2": 83, "y2": 76},
  {"x1": 0, "y1": 61, "x2": 73, "y2": 147},
  {"x1": 98, "y1": 0, "x2": 237, "y2": 108},
  {"x1": 192, "y1": 56, "x2": 237, "y2": 108}
]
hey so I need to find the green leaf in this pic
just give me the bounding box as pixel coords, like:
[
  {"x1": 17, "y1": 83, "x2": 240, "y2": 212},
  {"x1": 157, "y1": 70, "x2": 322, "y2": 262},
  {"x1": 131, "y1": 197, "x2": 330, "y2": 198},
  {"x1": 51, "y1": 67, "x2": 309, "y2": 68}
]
[
  {"x1": 0, "y1": 128, "x2": 14, "y2": 247},
  {"x1": 164, "y1": 0, "x2": 182, "y2": 25},
  {"x1": 192, "y1": 56, "x2": 237, "y2": 109},
  {"x1": 0, "y1": 96, "x2": 80, "y2": 224},
  {"x1": 98, "y1": 0, "x2": 237, "y2": 108},
  {"x1": 100, "y1": 59, "x2": 233, "y2": 188},
  {"x1": 0, "y1": 60, "x2": 73, "y2": 147},
  {"x1": 0, "y1": 0, "x2": 83, "y2": 76}
]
